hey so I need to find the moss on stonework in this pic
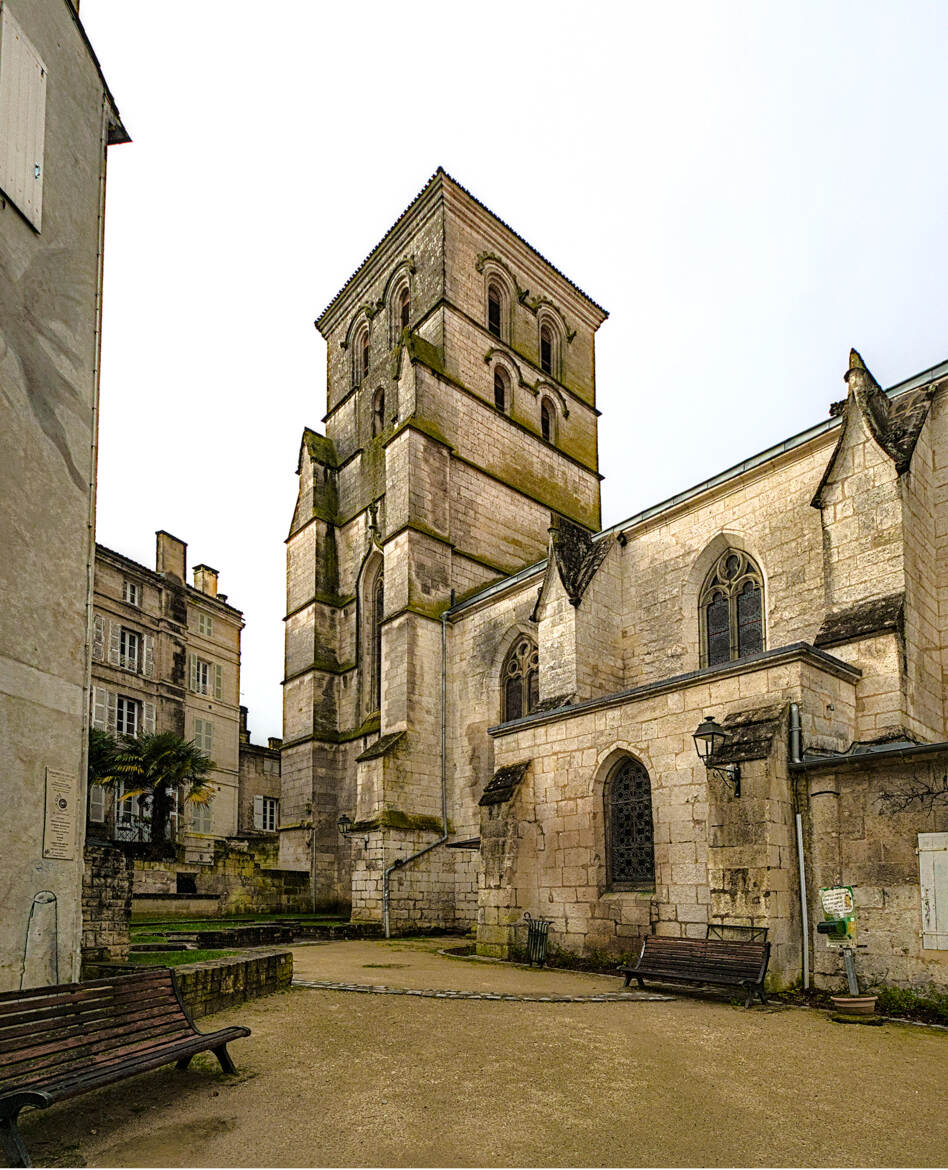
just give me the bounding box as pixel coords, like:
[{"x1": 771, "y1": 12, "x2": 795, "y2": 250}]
[
  {"x1": 354, "y1": 809, "x2": 448, "y2": 834},
  {"x1": 383, "y1": 416, "x2": 454, "y2": 453},
  {"x1": 304, "y1": 428, "x2": 338, "y2": 468}
]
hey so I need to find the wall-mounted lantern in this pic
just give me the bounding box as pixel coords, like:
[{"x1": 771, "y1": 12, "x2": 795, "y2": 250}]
[
  {"x1": 337, "y1": 814, "x2": 368, "y2": 848},
  {"x1": 692, "y1": 715, "x2": 741, "y2": 797}
]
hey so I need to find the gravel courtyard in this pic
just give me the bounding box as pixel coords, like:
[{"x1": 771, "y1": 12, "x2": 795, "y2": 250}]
[{"x1": 19, "y1": 937, "x2": 948, "y2": 1168}]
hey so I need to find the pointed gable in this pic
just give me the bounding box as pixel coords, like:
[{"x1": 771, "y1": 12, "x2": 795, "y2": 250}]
[{"x1": 812, "y1": 349, "x2": 934, "y2": 508}]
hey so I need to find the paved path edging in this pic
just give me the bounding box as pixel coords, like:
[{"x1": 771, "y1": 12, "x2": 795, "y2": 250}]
[{"x1": 293, "y1": 978, "x2": 671, "y2": 1002}]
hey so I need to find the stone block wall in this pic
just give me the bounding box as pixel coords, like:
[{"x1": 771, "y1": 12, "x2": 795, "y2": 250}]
[
  {"x1": 170, "y1": 949, "x2": 292, "y2": 1018},
  {"x1": 81, "y1": 843, "x2": 133, "y2": 966}
]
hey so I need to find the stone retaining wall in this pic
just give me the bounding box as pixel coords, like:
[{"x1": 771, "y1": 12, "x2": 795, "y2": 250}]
[{"x1": 87, "y1": 948, "x2": 293, "y2": 1018}]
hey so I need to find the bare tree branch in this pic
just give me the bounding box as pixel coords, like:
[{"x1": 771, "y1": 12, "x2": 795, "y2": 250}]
[{"x1": 877, "y1": 776, "x2": 948, "y2": 814}]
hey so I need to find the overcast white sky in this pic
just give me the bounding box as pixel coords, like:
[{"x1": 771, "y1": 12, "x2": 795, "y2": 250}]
[{"x1": 80, "y1": 1, "x2": 948, "y2": 742}]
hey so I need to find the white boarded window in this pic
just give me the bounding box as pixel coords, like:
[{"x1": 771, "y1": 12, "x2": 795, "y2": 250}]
[
  {"x1": 91, "y1": 685, "x2": 108, "y2": 730},
  {"x1": 919, "y1": 832, "x2": 948, "y2": 950},
  {"x1": 0, "y1": 7, "x2": 46, "y2": 231},
  {"x1": 198, "y1": 613, "x2": 213, "y2": 636},
  {"x1": 191, "y1": 800, "x2": 213, "y2": 835},
  {"x1": 116, "y1": 695, "x2": 138, "y2": 737},
  {"x1": 122, "y1": 580, "x2": 141, "y2": 607},
  {"x1": 194, "y1": 717, "x2": 213, "y2": 755},
  {"x1": 119, "y1": 628, "x2": 140, "y2": 672},
  {"x1": 88, "y1": 781, "x2": 108, "y2": 823},
  {"x1": 254, "y1": 795, "x2": 278, "y2": 832}
]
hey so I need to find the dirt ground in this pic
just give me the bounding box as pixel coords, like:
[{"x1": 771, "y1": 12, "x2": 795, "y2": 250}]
[{"x1": 18, "y1": 937, "x2": 948, "y2": 1168}]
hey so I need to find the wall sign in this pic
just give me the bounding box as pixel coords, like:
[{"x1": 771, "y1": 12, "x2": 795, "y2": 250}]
[{"x1": 43, "y1": 768, "x2": 78, "y2": 860}]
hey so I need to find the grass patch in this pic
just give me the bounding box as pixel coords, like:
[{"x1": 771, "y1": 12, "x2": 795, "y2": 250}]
[{"x1": 125, "y1": 949, "x2": 237, "y2": 967}]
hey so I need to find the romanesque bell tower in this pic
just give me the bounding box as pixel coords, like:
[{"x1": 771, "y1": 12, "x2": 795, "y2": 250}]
[{"x1": 280, "y1": 170, "x2": 608, "y2": 919}]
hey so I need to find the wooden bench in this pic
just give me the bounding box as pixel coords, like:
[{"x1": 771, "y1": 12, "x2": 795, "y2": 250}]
[
  {"x1": 619, "y1": 936, "x2": 771, "y2": 1008},
  {"x1": 0, "y1": 968, "x2": 250, "y2": 1167}
]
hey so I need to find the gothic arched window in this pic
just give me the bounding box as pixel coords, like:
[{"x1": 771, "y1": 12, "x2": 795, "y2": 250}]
[
  {"x1": 361, "y1": 566, "x2": 385, "y2": 713},
  {"x1": 487, "y1": 282, "x2": 503, "y2": 339},
  {"x1": 372, "y1": 387, "x2": 385, "y2": 436},
  {"x1": 540, "y1": 397, "x2": 555, "y2": 443},
  {"x1": 494, "y1": 367, "x2": 510, "y2": 413},
  {"x1": 502, "y1": 637, "x2": 538, "y2": 722},
  {"x1": 699, "y1": 549, "x2": 764, "y2": 667},
  {"x1": 539, "y1": 321, "x2": 558, "y2": 377},
  {"x1": 352, "y1": 324, "x2": 369, "y2": 388},
  {"x1": 605, "y1": 756, "x2": 655, "y2": 888},
  {"x1": 398, "y1": 286, "x2": 410, "y2": 332}
]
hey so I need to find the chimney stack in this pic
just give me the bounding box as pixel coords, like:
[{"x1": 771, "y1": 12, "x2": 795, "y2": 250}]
[
  {"x1": 239, "y1": 706, "x2": 250, "y2": 744},
  {"x1": 193, "y1": 564, "x2": 219, "y2": 597},
  {"x1": 155, "y1": 531, "x2": 187, "y2": 582}
]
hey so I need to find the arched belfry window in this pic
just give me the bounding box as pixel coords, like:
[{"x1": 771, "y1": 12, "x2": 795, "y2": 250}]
[
  {"x1": 699, "y1": 549, "x2": 764, "y2": 667},
  {"x1": 540, "y1": 397, "x2": 555, "y2": 443},
  {"x1": 487, "y1": 281, "x2": 504, "y2": 339},
  {"x1": 352, "y1": 324, "x2": 369, "y2": 388},
  {"x1": 494, "y1": 366, "x2": 510, "y2": 413},
  {"x1": 502, "y1": 637, "x2": 538, "y2": 722},
  {"x1": 605, "y1": 756, "x2": 655, "y2": 888},
  {"x1": 539, "y1": 321, "x2": 557, "y2": 377}
]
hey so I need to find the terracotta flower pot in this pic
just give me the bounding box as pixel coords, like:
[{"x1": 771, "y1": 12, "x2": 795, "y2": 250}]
[{"x1": 830, "y1": 994, "x2": 877, "y2": 1015}]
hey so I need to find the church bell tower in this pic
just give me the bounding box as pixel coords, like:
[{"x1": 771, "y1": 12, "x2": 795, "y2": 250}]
[{"x1": 281, "y1": 169, "x2": 608, "y2": 921}]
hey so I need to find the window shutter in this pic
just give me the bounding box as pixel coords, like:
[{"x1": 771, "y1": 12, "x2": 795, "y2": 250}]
[
  {"x1": 106, "y1": 691, "x2": 118, "y2": 733},
  {"x1": 91, "y1": 686, "x2": 107, "y2": 730},
  {"x1": 88, "y1": 782, "x2": 107, "y2": 823},
  {"x1": 205, "y1": 720, "x2": 213, "y2": 755},
  {"x1": 142, "y1": 702, "x2": 156, "y2": 735},
  {"x1": 253, "y1": 794, "x2": 264, "y2": 830},
  {"x1": 919, "y1": 832, "x2": 948, "y2": 950},
  {"x1": 92, "y1": 614, "x2": 105, "y2": 662},
  {"x1": 143, "y1": 635, "x2": 155, "y2": 678},
  {"x1": 0, "y1": 7, "x2": 47, "y2": 232},
  {"x1": 189, "y1": 653, "x2": 198, "y2": 691},
  {"x1": 108, "y1": 621, "x2": 120, "y2": 666},
  {"x1": 214, "y1": 664, "x2": 223, "y2": 700}
]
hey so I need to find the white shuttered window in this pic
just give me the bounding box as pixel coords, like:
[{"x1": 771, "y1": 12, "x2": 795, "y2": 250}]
[
  {"x1": 0, "y1": 7, "x2": 46, "y2": 231},
  {"x1": 919, "y1": 832, "x2": 948, "y2": 950}
]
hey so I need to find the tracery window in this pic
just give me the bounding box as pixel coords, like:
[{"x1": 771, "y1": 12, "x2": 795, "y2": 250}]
[
  {"x1": 494, "y1": 367, "x2": 509, "y2": 413},
  {"x1": 699, "y1": 549, "x2": 764, "y2": 667},
  {"x1": 605, "y1": 756, "x2": 655, "y2": 888},
  {"x1": 501, "y1": 637, "x2": 538, "y2": 722},
  {"x1": 540, "y1": 397, "x2": 555, "y2": 443}
]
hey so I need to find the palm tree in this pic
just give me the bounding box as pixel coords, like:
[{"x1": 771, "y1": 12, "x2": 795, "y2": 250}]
[{"x1": 108, "y1": 731, "x2": 215, "y2": 847}]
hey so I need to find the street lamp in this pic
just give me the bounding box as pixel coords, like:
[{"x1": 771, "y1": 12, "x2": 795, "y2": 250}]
[
  {"x1": 337, "y1": 814, "x2": 368, "y2": 848},
  {"x1": 692, "y1": 715, "x2": 741, "y2": 797}
]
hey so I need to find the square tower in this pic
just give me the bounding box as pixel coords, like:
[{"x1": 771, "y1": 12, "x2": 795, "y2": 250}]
[{"x1": 282, "y1": 170, "x2": 608, "y2": 920}]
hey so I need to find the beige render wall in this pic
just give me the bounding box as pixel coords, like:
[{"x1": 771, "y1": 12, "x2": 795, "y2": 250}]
[
  {"x1": 931, "y1": 395, "x2": 948, "y2": 729},
  {"x1": 0, "y1": 0, "x2": 122, "y2": 990}
]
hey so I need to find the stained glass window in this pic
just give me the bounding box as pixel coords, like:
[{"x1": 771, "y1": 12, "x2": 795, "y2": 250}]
[
  {"x1": 606, "y1": 757, "x2": 654, "y2": 887},
  {"x1": 502, "y1": 637, "x2": 539, "y2": 722},
  {"x1": 699, "y1": 549, "x2": 764, "y2": 666}
]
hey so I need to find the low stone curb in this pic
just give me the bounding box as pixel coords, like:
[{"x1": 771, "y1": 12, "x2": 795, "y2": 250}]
[{"x1": 292, "y1": 978, "x2": 672, "y2": 1002}]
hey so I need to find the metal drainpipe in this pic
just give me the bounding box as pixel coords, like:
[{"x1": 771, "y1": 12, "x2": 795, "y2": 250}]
[
  {"x1": 789, "y1": 702, "x2": 810, "y2": 989},
  {"x1": 382, "y1": 604, "x2": 451, "y2": 938}
]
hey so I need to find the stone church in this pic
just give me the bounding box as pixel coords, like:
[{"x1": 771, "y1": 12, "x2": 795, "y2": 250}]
[{"x1": 281, "y1": 169, "x2": 948, "y2": 994}]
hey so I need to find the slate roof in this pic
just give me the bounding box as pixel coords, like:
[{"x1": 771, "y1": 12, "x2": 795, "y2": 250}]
[{"x1": 478, "y1": 761, "x2": 530, "y2": 806}]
